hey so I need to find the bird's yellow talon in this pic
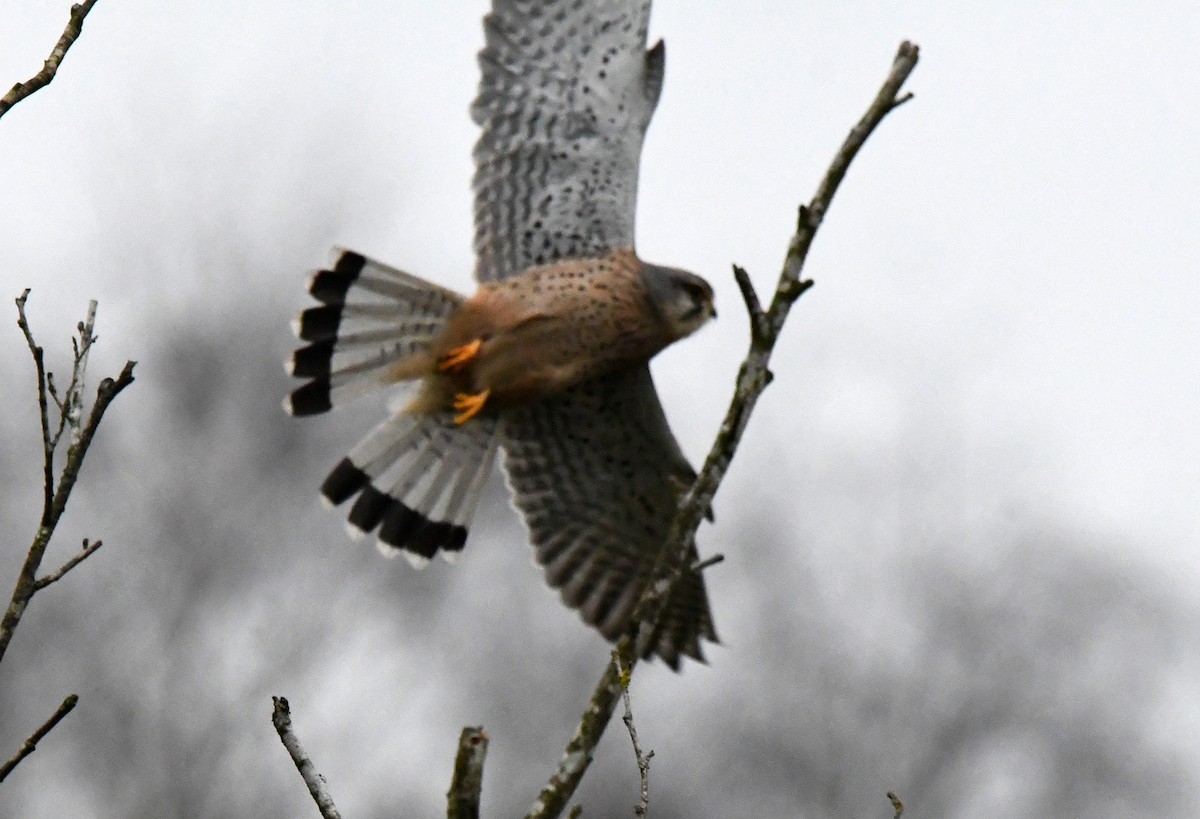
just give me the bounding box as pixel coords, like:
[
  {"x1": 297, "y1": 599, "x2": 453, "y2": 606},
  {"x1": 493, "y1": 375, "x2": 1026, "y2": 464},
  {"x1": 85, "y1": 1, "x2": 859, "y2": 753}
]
[
  {"x1": 438, "y1": 339, "x2": 482, "y2": 372},
  {"x1": 452, "y1": 388, "x2": 491, "y2": 424}
]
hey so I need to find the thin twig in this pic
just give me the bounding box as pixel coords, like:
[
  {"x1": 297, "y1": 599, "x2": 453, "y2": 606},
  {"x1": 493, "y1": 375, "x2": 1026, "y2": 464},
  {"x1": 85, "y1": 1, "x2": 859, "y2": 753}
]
[
  {"x1": 447, "y1": 726, "x2": 489, "y2": 819},
  {"x1": 66, "y1": 301, "x2": 98, "y2": 444},
  {"x1": 46, "y1": 301, "x2": 98, "y2": 450},
  {"x1": 614, "y1": 652, "x2": 653, "y2": 817},
  {"x1": 0, "y1": 694, "x2": 78, "y2": 782},
  {"x1": 524, "y1": 40, "x2": 920, "y2": 819},
  {"x1": 50, "y1": 360, "x2": 137, "y2": 531},
  {"x1": 887, "y1": 790, "x2": 905, "y2": 817},
  {"x1": 271, "y1": 697, "x2": 343, "y2": 819},
  {"x1": 15, "y1": 290, "x2": 54, "y2": 520},
  {"x1": 690, "y1": 553, "x2": 725, "y2": 574},
  {"x1": 46, "y1": 371, "x2": 65, "y2": 414},
  {"x1": 0, "y1": 0, "x2": 101, "y2": 121},
  {"x1": 0, "y1": 294, "x2": 135, "y2": 665},
  {"x1": 33, "y1": 539, "x2": 103, "y2": 591},
  {"x1": 732, "y1": 264, "x2": 768, "y2": 344}
]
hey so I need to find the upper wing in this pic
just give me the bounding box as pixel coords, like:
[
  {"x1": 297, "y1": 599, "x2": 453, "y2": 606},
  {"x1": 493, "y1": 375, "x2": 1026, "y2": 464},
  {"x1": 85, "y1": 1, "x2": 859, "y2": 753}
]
[
  {"x1": 501, "y1": 365, "x2": 718, "y2": 669},
  {"x1": 471, "y1": 0, "x2": 664, "y2": 281},
  {"x1": 472, "y1": 1, "x2": 713, "y2": 667}
]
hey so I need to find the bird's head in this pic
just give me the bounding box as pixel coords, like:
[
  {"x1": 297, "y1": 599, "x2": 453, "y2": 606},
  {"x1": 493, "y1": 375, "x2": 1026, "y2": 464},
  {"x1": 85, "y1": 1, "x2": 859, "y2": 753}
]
[{"x1": 642, "y1": 263, "x2": 717, "y2": 341}]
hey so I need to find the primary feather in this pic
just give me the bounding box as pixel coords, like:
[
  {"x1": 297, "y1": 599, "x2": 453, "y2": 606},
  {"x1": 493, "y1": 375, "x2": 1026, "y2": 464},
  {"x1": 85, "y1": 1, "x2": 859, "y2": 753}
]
[{"x1": 471, "y1": 0, "x2": 720, "y2": 668}]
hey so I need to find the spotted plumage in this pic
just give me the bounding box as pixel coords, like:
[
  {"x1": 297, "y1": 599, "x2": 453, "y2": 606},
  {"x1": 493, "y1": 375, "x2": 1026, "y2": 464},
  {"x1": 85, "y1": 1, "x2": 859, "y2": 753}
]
[{"x1": 286, "y1": 0, "x2": 719, "y2": 668}]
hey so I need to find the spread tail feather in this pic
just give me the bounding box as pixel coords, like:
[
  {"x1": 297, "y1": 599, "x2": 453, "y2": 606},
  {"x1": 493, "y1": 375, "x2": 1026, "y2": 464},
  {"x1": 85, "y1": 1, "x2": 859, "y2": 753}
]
[
  {"x1": 321, "y1": 410, "x2": 501, "y2": 566},
  {"x1": 284, "y1": 249, "x2": 463, "y2": 416},
  {"x1": 288, "y1": 248, "x2": 498, "y2": 561}
]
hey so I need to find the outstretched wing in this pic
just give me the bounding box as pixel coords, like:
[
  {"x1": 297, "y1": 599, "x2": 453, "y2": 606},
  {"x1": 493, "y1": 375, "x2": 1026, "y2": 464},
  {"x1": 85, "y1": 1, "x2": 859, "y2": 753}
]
[
  {"x1": 471, "y1": 0, "x2": 716, "y2": 667},
  {"x1": 471, "y1": 0, "x2": 664, "y2": 281},
  {"x1": 501, "y1": 367, "x2": 718, "y2": 669}
]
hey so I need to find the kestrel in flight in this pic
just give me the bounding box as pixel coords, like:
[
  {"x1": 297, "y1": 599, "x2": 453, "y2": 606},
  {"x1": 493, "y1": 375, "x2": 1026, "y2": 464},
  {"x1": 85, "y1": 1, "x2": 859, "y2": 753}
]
[{"x1": 286, "y1": 0, "x2": 718, "y2": 668}]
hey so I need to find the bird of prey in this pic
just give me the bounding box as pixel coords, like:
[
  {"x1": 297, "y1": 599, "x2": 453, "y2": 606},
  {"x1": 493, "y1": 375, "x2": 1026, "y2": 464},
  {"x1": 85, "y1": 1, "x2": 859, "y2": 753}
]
[{"x1": 286, "y1": 0, "x2": 718, "y2": 668}]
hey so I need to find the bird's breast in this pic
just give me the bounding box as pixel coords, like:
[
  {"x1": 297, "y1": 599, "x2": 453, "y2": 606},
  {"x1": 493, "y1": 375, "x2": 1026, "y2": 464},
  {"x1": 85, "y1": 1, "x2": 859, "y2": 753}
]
[{"x1": 434, "y1": 253, "x2": 672, "y2": 410}]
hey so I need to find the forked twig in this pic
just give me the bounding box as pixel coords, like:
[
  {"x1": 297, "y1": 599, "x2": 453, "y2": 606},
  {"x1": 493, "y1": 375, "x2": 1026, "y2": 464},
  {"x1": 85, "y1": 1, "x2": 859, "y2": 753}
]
[
  {"x1": 33, "y1": 539, "x2": 104, "y2": 591},
  {"x1": 614, "y1": 652, "x2": 654, "y2": 817},
  {"x1": 2, "y1": 293, "x2": 135, "y2": 665}
]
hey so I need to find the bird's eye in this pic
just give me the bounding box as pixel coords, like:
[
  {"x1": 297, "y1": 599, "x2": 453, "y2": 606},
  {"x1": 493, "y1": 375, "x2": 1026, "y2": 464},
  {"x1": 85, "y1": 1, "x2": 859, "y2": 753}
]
[{"x1": 678, "y1": 280, "x2": 709, "y2": 305}]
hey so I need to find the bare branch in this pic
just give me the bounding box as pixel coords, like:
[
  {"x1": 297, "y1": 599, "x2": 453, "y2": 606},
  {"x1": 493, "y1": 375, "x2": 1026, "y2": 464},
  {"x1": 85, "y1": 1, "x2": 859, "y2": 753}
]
[
  {"x1": 525, "y1": 40, "x2": 920, "y2": 818},
  {"x1": 15, "y1": 290, "x2": 54, "y2": 519},
  {"x1": 0, "y1": 294, "x2": 135, "y2": 665},
  {"x1": 614, "y1": 653, "x2": 653, "y2": 817},
  {"x1": 0, "y1": 694, "x2": 78, "y2": 782},
  {"x1": 66, "y1": 301, "x2": 98, "y2": 444},
  {"x1": 641, "y1": 40, "x2": 922, "y2": 642},
  {"x1": 271, "y1": 697, "x2": 342, "y2": 819},
  {"x1": 447, "y1": 726, "x2": 489, "y2": 819},
  {"x1": 0, "y1": 0, "x2": 101, "y2": 121},
  {"x1": 46, "y1": 371, "x2": 65, "y2": 415},
  {"x1": 46, "y1": 300, "x2": 99, "y2": 451},
  {"x1": 732, "y1": 264, "x2": 769, "y2": 344},
  {"x1": 33, "y1": 538, "x2": 103, "y2": 591},
  {"x1": 526, "y1": 659, "x2": 626, "y2": 818},
  {"x1": 42, "y1": 361, "x2": 134, "y2": 539},
  {"x1": 888, "y1": 790, "x2": 905, "y2": 817}
]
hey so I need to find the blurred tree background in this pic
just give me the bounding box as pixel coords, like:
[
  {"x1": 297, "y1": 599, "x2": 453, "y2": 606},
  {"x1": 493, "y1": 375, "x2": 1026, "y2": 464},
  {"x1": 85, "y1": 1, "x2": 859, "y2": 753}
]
[{"x1": 3, "y1": 2, "x2": 1199, "y2": 817}]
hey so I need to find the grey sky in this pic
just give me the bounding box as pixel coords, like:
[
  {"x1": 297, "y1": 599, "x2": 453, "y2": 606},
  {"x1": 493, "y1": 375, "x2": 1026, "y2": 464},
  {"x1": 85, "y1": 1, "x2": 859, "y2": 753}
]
[
  {"x1": 5, "y1": 2, "x2": 1197, "y2": 567},
  {"x1": 2, "y1": 2, "x2": 1198, "y2": 817}
]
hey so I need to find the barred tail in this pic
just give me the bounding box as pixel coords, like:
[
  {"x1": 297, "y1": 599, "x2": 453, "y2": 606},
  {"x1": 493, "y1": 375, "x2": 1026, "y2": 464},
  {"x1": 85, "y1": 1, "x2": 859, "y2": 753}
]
[
  {"x1": 321, "y1": 412, "x2": 501, "y2": 567},
  {"x1": 286, "y1": 249, "x2": 499, "y2": 564},
  {"x1": 284, "y1": 249, "x2": 463, "y2": 416}
]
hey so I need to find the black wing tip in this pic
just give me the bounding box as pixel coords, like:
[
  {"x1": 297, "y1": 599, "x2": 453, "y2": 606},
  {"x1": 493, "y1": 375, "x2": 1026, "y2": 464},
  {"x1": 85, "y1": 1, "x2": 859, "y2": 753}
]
[
  {"x1": 379, "y1": 503, "x2": 422, "y2": 548},
  {"x1": 347, "y1": 484, "x2": 391, "y2": 533},
  {"x1": 296, "y1": 304, "x2": 342, "y2": 342},
  {"x1": 288, "y1": 249, "x2": 364, "y2": 411},
  {"x1": 307, "y1": 271, "x2": 350, "y2": 305},
  {"x1": 321, "y1": 458, "x2": 370, "y2": 506},
  {"x1": 334, "y1": 249, "x2": 366, "y2": 273},
  {"x1": 289, "y1": 340, "x2": 334, "y2": 379},
  {"x1": 286, "y1": 378, "x2": 332, "y2": 416},
  {"x1": 445, "y1": 525, "x2": 468, "y2": 553},
  {"x1": 341, "y1": 482, "x2": 468, "y2": 562},
  {"x1": 398, "y1": 518, "x2": 463, "y2": 557},
  {"x1": 307, "y1": 250, "x2": 366, "y2": 305}
]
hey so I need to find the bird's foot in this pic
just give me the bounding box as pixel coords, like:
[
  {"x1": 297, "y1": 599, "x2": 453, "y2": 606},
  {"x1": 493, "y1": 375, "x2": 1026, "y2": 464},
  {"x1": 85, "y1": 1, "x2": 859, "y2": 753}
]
[
  {"x1": 452, "y1": 388, "x2": 491, "y2": 425},
  {"x1": 437, "y1": 339, "x2": 482, "y2": 372}
]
